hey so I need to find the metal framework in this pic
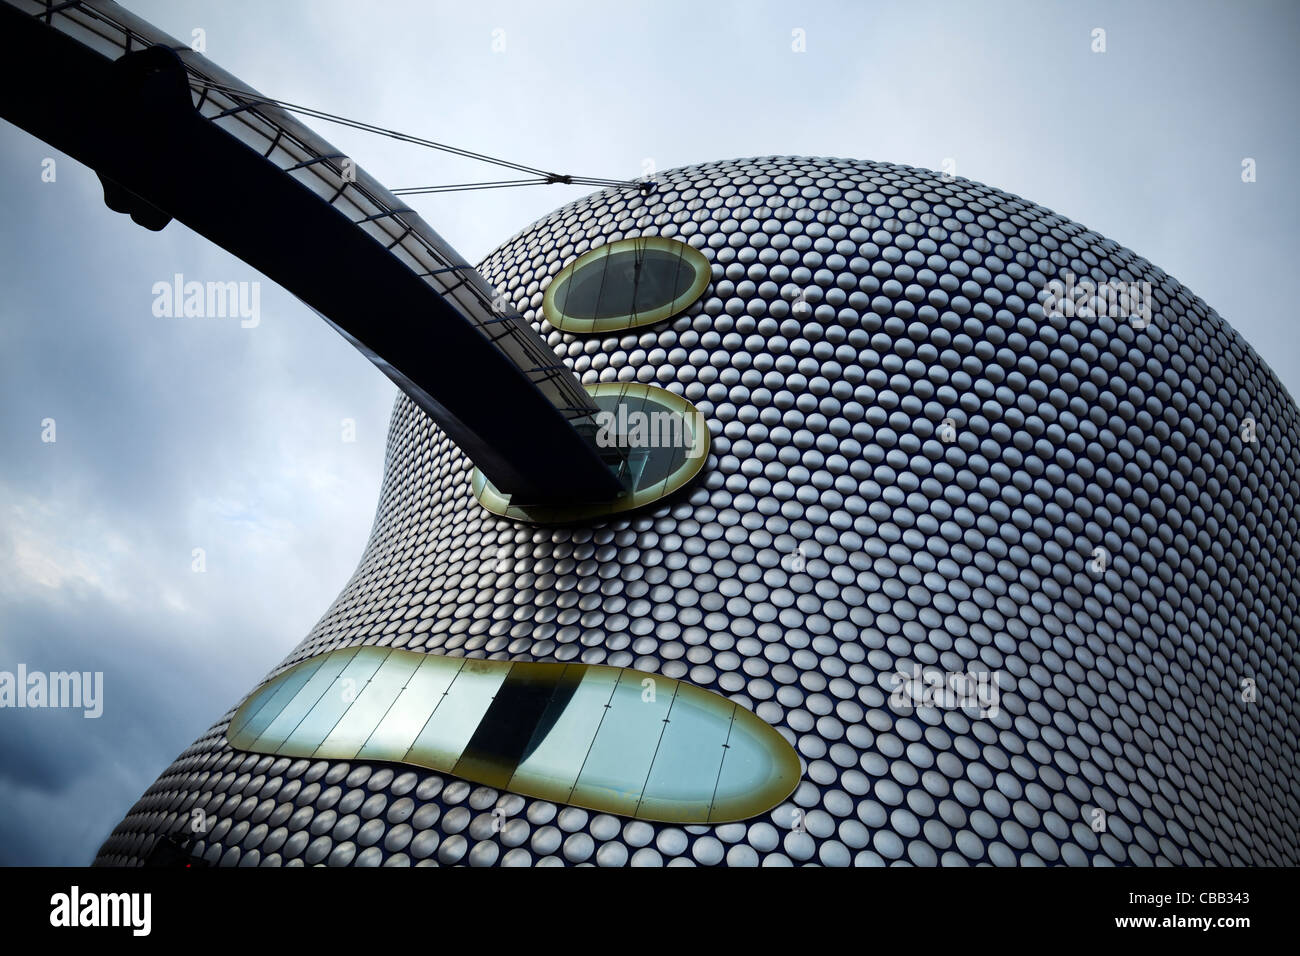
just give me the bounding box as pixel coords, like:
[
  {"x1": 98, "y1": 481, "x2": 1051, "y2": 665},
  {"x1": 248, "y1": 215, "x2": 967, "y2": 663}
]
[{"x1": 0, "y1": 0, "x2": 625, "y2": 504}]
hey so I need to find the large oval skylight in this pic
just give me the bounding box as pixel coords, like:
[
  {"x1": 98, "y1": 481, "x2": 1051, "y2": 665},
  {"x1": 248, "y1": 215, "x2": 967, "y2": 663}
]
[
  {"x1": 543, "y1": 236, "x2": 711, "y2": 334},
  {"x1": 227, "y1": 646, "x2": 801, "y2": 824}
]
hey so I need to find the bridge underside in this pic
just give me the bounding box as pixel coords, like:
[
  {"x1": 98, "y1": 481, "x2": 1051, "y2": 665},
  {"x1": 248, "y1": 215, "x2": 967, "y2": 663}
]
[{"x1": 0, "y1": 0, "x2": 624, "y2": 506}]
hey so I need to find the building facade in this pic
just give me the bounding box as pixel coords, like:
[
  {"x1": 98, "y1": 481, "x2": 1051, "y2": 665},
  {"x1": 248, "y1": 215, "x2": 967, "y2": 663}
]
[{"x1": 96, "y1": 157, "x2": 1300, "y2": 867}]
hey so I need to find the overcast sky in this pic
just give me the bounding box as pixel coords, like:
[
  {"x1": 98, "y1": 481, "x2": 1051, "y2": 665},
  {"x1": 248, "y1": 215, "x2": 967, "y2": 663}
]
[{"x1": 1, "y1": 0, "x2": 1296, "y2": 865}]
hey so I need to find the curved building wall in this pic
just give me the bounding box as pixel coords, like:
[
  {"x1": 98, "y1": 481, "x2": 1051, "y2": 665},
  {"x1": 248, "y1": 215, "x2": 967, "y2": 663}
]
[{"x1": 96, "y1": 157, "x2": 1300, "y2": 867}]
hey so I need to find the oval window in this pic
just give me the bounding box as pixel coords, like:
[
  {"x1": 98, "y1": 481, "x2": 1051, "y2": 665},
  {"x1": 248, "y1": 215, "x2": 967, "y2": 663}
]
[
  {"x1": 228, "y1": 647, "x2": 801, "y2": 824},
  {"x1": 471, "y1": 382, "x2": 710, "y2": 524},
  {"x1": 543, "y1": 236, "x2": 710, "y2": 334}
]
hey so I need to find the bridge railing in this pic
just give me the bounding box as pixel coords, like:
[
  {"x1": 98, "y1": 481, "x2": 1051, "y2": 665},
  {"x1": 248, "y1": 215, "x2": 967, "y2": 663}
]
[{"x1": 18, "y1": 0, "x2": 601, "y2": 424}]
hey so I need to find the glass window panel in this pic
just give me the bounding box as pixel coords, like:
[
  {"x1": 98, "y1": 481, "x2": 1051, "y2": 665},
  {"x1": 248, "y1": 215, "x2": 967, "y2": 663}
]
[
  {"x1": 355, "y1": 654, "x2": 464, "y2": 763},
  {"x1": 507, "y1": 666, "x2": 619, "y2": 804},
  {"x1": 570, "y1": 671, "x2": 674, "y2": 815},
  {"x1": 452, "y1": 661, "x2": 577, "y2": 789},
  {"x1": 227, "y1": 648, "x2": 800, "y2": 824},
  {"x1": 315, "y1": 650, "x2": 422, "y2": 756},
  {"x1": 229, "y1": 656, "x2": 327, "y2": 750},
  {"x1": 273, "y1": 646, "x2": 388, "y2": 757},
  {"x1": 249, "y1": 647, "x2": 358, "y2": 752},
  {"x1": 545, "y1": 238, "x2": 710, "y2": 334},
  {"x1": 637, "y1": 683, "x2": 735, "y2": 822},
  {"x1": 555, "y1": 248, "x2": 697, "y2": 321},
  {"x1": 228, "y1": 657, "x2": 319, "y2": 745},
  {"x1": 404, "y1": 659, "x2": 508, "y2": 768},
  {"x1": 709, "y1": 706, "x2": 802, "y2": 823}
]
